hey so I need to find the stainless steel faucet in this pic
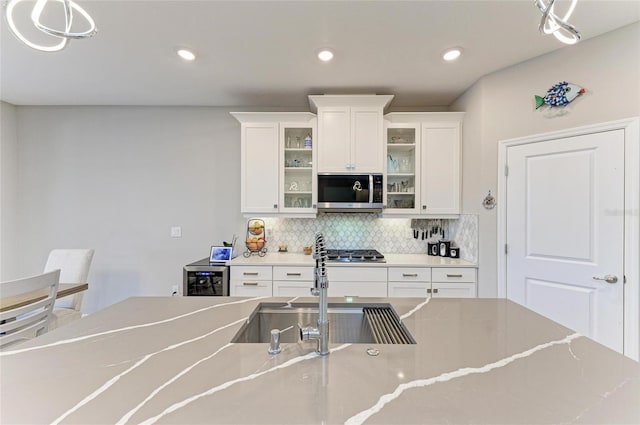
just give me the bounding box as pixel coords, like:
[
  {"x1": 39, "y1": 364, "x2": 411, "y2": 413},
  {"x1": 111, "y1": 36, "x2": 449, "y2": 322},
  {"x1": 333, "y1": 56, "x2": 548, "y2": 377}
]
[{"x1": 299, "y1": 232, "x2": 330, "y2": 355}]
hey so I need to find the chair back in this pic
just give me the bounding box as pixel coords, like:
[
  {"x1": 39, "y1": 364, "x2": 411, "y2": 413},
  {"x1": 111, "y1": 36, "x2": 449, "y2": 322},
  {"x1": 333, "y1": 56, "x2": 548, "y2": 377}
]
[
  {"x1": 0, "y1": 269, "x2": 60, "y2": 349},
  {"x1": 44, "y1": 249, "x2": 94, "y2": 310}
]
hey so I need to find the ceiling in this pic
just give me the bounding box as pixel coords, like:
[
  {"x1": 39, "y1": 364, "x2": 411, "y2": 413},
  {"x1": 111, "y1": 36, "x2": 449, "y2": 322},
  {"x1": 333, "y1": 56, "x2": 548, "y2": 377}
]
[{"x1": 1, "y1": 0, "x2": 639, "y2": 109}]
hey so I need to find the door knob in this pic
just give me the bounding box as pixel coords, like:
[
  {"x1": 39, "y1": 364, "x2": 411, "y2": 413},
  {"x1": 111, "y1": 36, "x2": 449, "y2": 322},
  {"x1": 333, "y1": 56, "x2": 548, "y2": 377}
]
[{"x1": 592, "y1": 275, "x2": 618, "y2": 284}]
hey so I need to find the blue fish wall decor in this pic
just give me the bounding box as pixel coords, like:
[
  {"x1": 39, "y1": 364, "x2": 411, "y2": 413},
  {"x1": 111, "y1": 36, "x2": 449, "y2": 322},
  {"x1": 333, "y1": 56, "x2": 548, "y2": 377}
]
[{"x1": 535, "y1": 81, "x2": 585, "y2": 109}]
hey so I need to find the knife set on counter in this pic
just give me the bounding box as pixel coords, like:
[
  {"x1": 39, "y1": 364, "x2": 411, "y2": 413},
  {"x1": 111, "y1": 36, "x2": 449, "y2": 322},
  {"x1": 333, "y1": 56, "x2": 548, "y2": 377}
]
[{"x1": 411, "y1": 219, "x2": 460, "y2": 258}]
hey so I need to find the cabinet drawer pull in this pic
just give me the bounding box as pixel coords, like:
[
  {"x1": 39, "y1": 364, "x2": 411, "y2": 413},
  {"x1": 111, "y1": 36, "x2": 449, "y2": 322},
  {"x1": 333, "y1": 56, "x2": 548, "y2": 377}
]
[
  {"x1": 446, "y1": 274, "x2": 463, "y2": 278},
  {"x1": 243, "y1": 282, "x2": 259, "y2": 286},
  {"x1": 402, "y1": 273, "x2": 418, "y2": 277},
  {"x1": 427, "y1": 288, "x2": 432, "y2": 294},
  {"x1": 243, "y1": 272, "x2": 259, "y2": 276},
  {"x1": 433, "y1": 288, "x2": 439, "y2": 293},
  {"x1": 286, "y1": 273, "x2": 302, "y2": 276}
]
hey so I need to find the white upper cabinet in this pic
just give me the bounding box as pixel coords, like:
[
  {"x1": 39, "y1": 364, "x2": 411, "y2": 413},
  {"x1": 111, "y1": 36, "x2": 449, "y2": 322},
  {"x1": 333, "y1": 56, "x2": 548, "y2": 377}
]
[
  {"x1": 421, "y1": 120, "x2": 461, "y2": 215},
  {"x1": 385, "y1": 112, "x2": 464, "y2": 217},
  {"x1": 281, "y1": 122, "x2": 317, "y2": 215},
  {"x1": 231, "y1": 112, "x2": 317, "y2": 216},
  {"x1": 239, "y1": 121, "x2": 279, "y2": 214},
  {"x1": 384, "y1": 123, "x2": 420, "y2": 215},
  {"x1": 310, "y1": 95, "x2": 393, "y2": 173}
]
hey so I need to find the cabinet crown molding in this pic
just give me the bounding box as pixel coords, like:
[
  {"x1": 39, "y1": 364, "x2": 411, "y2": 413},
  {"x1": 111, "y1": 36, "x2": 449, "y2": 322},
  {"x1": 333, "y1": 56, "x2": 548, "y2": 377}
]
[
  {"x1": 308, "y1": 94, "x2": 394, "y2": 112},
  {"x1": 385, "y1": 112, "x2": 465, "y2": 123},
  {"x1": 231, "y1": 112, "x2": 316, "y2": 123}
]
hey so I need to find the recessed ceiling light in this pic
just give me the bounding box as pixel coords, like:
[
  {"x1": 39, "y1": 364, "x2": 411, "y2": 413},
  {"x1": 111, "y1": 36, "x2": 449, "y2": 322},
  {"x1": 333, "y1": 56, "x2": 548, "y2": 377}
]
[
  {"x1": 177, "y1": 49, "x2": 196, "y2": 61},
  {"x1": 317, "y1": 49, "x2": 334, "y2": 62},
  {"x1": 442, "y1": 47, "x2": 463, "y2": 62}
]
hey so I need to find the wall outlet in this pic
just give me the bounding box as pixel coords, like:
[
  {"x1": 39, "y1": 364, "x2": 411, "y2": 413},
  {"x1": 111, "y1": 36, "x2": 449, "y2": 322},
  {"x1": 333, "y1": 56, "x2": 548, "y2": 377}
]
[
  {"x1": 170, "y1": 226, "x2": 182, "y2": 238},
  {"x1": 171, "y1": 285, "x2": 179, "y2": 296},
  {"x1": 266, "y1": 228, "x2": 273, "y2": 238}
]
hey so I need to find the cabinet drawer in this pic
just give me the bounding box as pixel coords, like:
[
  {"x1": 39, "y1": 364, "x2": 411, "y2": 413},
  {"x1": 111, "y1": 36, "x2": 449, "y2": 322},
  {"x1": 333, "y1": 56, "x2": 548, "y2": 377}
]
[
  {"x1": 326, "y1": 267, "x2": 387, "y2": 282},
  {"x1": 230, "y1": 266, "x2": 273, "y2": 281},
  {"x1": 230, "y1": 279, "x2": 272, "y2": 297},
  {"x1": 273, "y1": 266, "x2": 314, "y2": 281},
  {"x1": 432, "y1": 268, "x2": 476, "y2": 283},
  {"x1": 388, "y1": 267, "x2": 431, "y2": 282},
  {"x1": 273, "y1": 281, "x2": 313, "y2": 297}
]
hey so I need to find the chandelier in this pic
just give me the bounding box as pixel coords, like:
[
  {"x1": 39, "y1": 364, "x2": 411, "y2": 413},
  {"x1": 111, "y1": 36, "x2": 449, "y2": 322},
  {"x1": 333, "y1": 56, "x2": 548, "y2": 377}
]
[
  {"x1": 4, "y1": 0, "x2": 97, "y2": 52},
  {"x1": 535, "y1": 0, "x2": 581, "y2": 45}
]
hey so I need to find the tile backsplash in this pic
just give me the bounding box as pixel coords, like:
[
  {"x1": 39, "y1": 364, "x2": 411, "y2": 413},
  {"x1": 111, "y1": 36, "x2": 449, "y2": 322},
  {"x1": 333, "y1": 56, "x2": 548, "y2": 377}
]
[{"x1": 245, "y1": 214, "x2": 478, "y2": 263}]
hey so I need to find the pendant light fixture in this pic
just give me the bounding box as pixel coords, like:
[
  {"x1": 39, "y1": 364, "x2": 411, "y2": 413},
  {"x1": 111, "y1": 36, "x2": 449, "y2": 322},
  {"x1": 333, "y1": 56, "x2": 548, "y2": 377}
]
[
  {"x1": 4, "y1": 0, "x2": 97, "y2": 52},
  {"x1": 535, "y1": 0, "x2": 581, "y2": 45}
]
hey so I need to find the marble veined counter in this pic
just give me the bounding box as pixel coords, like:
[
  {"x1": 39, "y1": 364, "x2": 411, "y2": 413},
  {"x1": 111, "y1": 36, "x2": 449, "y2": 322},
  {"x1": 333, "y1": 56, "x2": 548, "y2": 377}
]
[
  {"x1": 231, "y1": 253, "x2": 476, "y2": 267},
  {"x1": 1, "y1": 296, "x2": 638, "y2": 424}
]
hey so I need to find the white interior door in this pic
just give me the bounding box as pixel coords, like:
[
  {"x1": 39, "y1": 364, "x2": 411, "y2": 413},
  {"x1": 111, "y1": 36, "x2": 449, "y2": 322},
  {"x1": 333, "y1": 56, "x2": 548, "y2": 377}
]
[{"x1": 505, "y1": 129, "x2": 625, "y2": 353}]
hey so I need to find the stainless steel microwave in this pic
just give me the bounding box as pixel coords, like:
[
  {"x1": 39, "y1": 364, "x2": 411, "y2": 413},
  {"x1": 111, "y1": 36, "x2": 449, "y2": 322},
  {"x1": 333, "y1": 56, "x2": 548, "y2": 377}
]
[{"x1": 317, "y1": 173, "x2": 384, "y2": 212}]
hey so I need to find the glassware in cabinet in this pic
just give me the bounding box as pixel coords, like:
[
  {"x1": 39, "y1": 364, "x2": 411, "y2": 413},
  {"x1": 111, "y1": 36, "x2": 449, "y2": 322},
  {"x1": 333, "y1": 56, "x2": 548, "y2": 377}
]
[
  {"x1": 386, "y1": 125, "x2": 418, "y2": 212},
  {"x1": 283, "y1": 126, "x2": 314, "y2": 211}
]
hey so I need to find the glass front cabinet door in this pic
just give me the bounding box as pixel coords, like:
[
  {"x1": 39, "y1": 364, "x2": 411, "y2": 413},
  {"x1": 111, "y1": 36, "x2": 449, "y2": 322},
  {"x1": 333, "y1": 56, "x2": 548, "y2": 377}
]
[
  {"x1": 280, "y1": 122, "x2": 317, "y2": 214},
  {"x1": 385, "y1": 123, "x2": 420, "y2": 214}
]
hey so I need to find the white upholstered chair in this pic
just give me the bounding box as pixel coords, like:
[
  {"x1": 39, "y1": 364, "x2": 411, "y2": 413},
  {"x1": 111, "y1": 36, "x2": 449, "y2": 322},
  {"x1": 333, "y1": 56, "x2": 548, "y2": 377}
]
[
  {"x1": 43, "y1": 249, "x2": 94, "y2": 330},
  {"x1": 0, "y1": 269, "x2": 60, "y2": 350}
]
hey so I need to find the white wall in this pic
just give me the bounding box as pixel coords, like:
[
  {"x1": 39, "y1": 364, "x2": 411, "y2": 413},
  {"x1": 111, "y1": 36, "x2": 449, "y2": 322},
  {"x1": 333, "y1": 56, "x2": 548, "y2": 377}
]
[
  {"x1": 0, "y1": 101, "x2": 19, "y2": 280},
  {"x1": 5, "y1": 23, "x2": 639, "y2": 311},
  {"x1": 452, "y1": 22, "x2": 640, "y2": 297},
  {"x1": 13, "y1": 106, "x2": 246, "y2": 313}
]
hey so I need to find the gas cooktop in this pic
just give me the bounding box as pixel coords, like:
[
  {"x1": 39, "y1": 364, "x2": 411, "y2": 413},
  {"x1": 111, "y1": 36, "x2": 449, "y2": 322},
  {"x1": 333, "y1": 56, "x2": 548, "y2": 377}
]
[{"x1": 326, "y1": 249, "x2": 385, "y2": 263}]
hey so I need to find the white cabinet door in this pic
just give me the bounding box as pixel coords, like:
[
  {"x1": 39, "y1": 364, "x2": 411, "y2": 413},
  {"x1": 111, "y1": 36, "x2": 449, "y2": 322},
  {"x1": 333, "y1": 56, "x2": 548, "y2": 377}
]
[
  {"x1": 431, "y1": 282, "x2": 476, "y2": 298},
  {"x1": 230, "y1": 266, "x2": 273, "y2": 296},
  {"x1": 328, "y1": 282, "x2": 388, "y2": 297},
  {"x1": 240, "y1": 123, "x2": 279, "y2": 214},
  {"x1": 281, "y1": 122, "x2": 317, "y2": 214},
  {"x1": 273, "y1": 281, "x2": 313, "y2": 297},
  {"x1": 317, "y1": 107, "x2": 351, "y2": 172},
  {"x1": 384, "y1": 123, "x2": 420, "y2": 215},
  {"x1": 388, "y1": 267, "x2": 431, "y2": 298},
  {"x1": 317, "y1": 105, "x2": 385, "y2": 173},
  {"x1": 420, "y1": 121, "x2": 461, "y2": 215},
  {"x1": 351, "y1": 107, "x2": 384, "y2": 172},
  {"x1": 431, "y1": 267, "x2": 477, "y2": 298},
  {"x1": 388, "y1": 282, "x2": 430, "y2": 298},
  {"x1": 272, "y1": 266, "x2": 314, "y2": 296},
  {"x1": 326, "y1": 267, "x2": 387, "y2": 282},
  {"x1": 230, "y1": 280, "x2": 272, "y2": 297},
  {"x1": 326, "y1": 266, "x2": 387, "y2": 297}
]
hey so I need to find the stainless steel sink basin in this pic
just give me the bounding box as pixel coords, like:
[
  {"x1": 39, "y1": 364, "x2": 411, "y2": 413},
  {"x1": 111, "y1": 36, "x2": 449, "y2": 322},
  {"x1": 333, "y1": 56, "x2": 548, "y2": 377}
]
[{"x1": 231, "y1": 302, "x2": 415, "y2": 344}]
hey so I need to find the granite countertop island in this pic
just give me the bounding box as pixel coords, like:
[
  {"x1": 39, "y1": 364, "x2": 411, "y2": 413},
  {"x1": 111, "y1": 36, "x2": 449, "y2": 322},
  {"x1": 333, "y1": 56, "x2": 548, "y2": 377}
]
[{"x1": 1, "y1": 296, "x2": 638, "y2": 424}]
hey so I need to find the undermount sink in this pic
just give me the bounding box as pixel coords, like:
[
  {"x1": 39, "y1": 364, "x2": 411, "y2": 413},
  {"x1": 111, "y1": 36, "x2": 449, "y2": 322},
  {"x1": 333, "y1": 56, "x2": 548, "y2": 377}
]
[{"x1": 231, "y1": 302, "x2": 415, "y2": 344}]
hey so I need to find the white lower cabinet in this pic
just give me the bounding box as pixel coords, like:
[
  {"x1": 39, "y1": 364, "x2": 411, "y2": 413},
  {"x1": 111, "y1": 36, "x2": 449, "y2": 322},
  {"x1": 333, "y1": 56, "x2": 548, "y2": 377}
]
[
  {"x1": 272, "y1": 266, "x2": 314, "y2": 297},
  {"x1": 230, "y1": 266, "x2": 273, "y2": 296},
  {"x1": 388, "y1": 267, "x2": 431, "y2": 297},
  {"x1": 326, "y1": 267, "x2": 387, "y2": 297},
  {"x1": 230, "y1": 264, "x2": 476, "y2": 299},
  {"x1": 389, "y1": 267, "x2": 476, "y2": 298},
  {"x1": 431, "y1": 268, "x2": 477, "y2": 298}
]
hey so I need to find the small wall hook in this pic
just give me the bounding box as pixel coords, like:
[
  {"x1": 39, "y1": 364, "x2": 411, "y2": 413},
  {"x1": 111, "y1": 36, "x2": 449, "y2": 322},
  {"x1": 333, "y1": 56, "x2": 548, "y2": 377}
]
[{"x1": 482, "y1": 191, "x2": 496, "y2": 210}]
